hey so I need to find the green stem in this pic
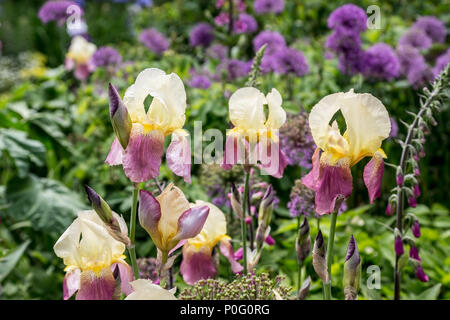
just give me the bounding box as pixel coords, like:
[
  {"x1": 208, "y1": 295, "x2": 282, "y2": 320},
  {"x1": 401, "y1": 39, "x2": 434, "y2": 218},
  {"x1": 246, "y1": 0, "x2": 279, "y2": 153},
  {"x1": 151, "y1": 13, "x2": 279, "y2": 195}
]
[
  {"x1": 297, "y1": 216, "x2": 302, "y2": 291},
  {"x1": 128, "y1": 186, "x2": 140, "y2": 279},
  {"x1": 324, "y1": 209, "x2": 338, "y2": 300},
  {"x1": 241, "y1": 170, "x2": 250, "y2": 274}
]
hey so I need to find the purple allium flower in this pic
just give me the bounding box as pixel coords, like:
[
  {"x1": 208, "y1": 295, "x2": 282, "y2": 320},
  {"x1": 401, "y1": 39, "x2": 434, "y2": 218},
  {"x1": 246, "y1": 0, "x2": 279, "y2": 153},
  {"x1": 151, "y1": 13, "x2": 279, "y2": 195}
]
[
  {"x1": 415, "y1": 266, "x2": 429, "y2": 282},
  {"x1": 412, "y1": 220, "x2": 421, "y2": 238},
  {"x1": 234, "y1": 13, "x2": 258, "y2": 34},
  {"x1": 280, "y1": 112, "x2": 316, "y2": 168},
  {"x1": 253, "y1": 0, "x2": 284, "y2": 14},
  {"x1": 188, "y1": 69, "x2": 211, "y2": 89},
  {"x1": 207, "y1": 44, "x2": 228, "y2": 61},
  {"x1": 413, "y1": 16, "x2": 446, "y2": 43},
  {"x1": 217, "y1": 59, "x2": 251, "y2": 81},
  {"x1": 325, "y1": 31, "x2": 365, "y2": 75},
  {"x1": 189, "y1": 23, "x2": 215, "y2": 47},
  {"x1": 272, "y1": 47, "x2": 309, "y2": 76},
  {"x1": 433, "y1": 49, "x2": 450, "y2": 78},
  {"x1": 409, "y1": 246, "x2": 420, "y2": 261},
  {"x1": 327, "y1": 4, "x2": 367, "y2": 35},
  {"x1": 363, "y1": 43, "x2": 400, "y2": 81},
  {"x1": 139, "y1": 28, "x2": 170, "y2": 54},
  {"x1": 91, "y1": 46, "x2": 122, "y2": 68},
  {"x1": 407, "y1": 67, "x2": 433, "y2": 89},
  {"x1": 253, "y1": 30, "x2": 286, "y2": 55},
  {"x1": 396, "y1": 45, "x2": 426, "y2": 75},
  {"x1": 395, "y1": 236, "x2": 404, "y2": 256},
  {"x1": 398, "y1": 28, "x2": 432, "y2": 50},
  {"x1": 287, "y1": 179, "x2": 315, "y2": 218},
  {"x1": 389, "y1": 117, "x2": 398, "y2": 138},
  {"x1": 38, "y1": 1, "x2": 82, "y2": 25}
]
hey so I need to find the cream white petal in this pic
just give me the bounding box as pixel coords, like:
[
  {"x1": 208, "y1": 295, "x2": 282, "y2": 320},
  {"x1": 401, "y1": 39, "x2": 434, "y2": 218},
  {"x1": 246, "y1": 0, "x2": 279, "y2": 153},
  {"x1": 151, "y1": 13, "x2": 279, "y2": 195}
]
[
  {"x1": 123, "y1": 84, "x2": 147, "y2": 123},
  {"x1": 229, "y1": 87, "x2": 267, "y2": 131},
  {"x1": 67, "y1": 36, "x2": 96, "y2": 64},
  {"x1": 308, "y1": 92, "x2": 343, "y2": 151},
  {"x1": 125, "y1": 279, "x2": 177, "y2": 300},
  {"x1": 339, "y1": 90, "x2": 391, "y2": 163},
  {"x1": 265, "y1": 88, "x2": 286, "y2": 130}
]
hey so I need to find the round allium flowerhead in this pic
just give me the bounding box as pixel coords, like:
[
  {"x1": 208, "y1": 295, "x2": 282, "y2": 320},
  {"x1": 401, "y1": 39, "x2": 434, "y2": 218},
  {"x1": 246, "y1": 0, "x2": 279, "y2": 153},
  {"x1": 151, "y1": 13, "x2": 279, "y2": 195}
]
[
  {"x1": 433, "y1": 49, "x2": 450, "y2": 78},
  {"x1": 217, "y1": 59, "x2": 251, "y2": 81},
  {"x1": 398, "y1": 28, "x2": 432, "y2": 50},
  {"x1": 363, "y1": 43, "x2": 400, "y2": 81},
  {"x1": 279, "y1": 112, "x2": 316, "y2": 168},
  {"x1": 272, "y1": 47, "x2": 309, "y2": 76},
  {"x1": 234, "y1": 13, "x2": 258, "y2": 34},
  {"x1": 413, "y1": 16, "x2": 446, "y2": 43},
  {"x1": 325, "y1": 31, "x2": 365, "y2": 75},
  {"x1": 287, "y1": 179, "x2": 315, "y2": 217},
  {"x1": 188, "y1": 69, "x2": 211, "y2": 89},
  {"x1": 189, "y1": 23, "x2": 215, "y2": 47},
  {"x1": 327, "y1": 3, "x2": 367, "y2": 34},
  {"x1": 396, "y1": 45, "x2": 427, "y2": 75},
  {"x1": 139, "y1": 28, "x2": 170, "y2": 55},
  {"x1": 253, "y1": 30, "x2": 286, "y2": 55},
  {"x1": 254, "y1": 0, "x2": 285, "y2": 14},
  {"x1": 207, "y1": 44, "x2": 227, "y2": 61},
  {"x1": 91, "y1": 46, "x2": 122, "y2": 68},
  {"x1": 38, "y1": 0, "x2": 82, "y2": 24}
]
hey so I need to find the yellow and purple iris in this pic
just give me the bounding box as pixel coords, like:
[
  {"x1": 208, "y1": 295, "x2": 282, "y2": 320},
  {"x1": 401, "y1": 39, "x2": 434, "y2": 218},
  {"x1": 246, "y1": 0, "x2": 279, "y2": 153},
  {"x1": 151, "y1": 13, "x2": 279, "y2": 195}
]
[
  {"x1": 53, "y1": 210, "x2": 133, "y2": 300},
  {"x1": 65, "y1": 36, "x2": 96, "y2": 81},
  {"x1": 138, "y1": 183, "x2": 210, "y2": 257},
  {"x1": 222, "y1": 87, "x2": 288, "y2": 178},
  {"x1": 180, "y1": 201, "x2": 243, "y2": 285},
  {"x1": 106, "y1": 68, "x2": 191, "y2": 183},
  {"x1": 303, "y1": 89, "x2": 391, "y2": 215}
]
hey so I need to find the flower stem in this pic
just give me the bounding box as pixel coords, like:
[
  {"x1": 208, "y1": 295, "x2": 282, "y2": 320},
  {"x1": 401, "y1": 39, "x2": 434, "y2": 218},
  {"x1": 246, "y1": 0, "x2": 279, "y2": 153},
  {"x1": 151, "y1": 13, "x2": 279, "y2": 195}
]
[
  {"x1": 297, "y1": 216, "x2": 302, "y2": 291},
  {"x1": 241, "y1": 170, "x2": 250, "y2": 274},
  {"x1": 128, "y1": 186, "x2": 140, "y2": 279},
  {"x1": 324, "y1": 209, "x2": 338, "y2": 300}
]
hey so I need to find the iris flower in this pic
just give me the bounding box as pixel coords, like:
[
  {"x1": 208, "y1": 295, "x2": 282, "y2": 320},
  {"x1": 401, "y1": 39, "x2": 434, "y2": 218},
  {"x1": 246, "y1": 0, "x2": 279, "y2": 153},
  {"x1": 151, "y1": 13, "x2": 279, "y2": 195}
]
[
  {"x1": 54, "y1": 210, "x2": 133, "y2": 300},
  {"x1": 138, "y1": 183, "x2": 209, "y2": 258},
  {"x1": 65, "y1": 36, "x2": 96, "y2": 81},
  {"x1": 106, "y1": 68, "x2": 191, "y2": 183},
  {"x1": 303, "y1": 89, "x2": 391, "y2": 214},
  {"x1": 222, "y1": 87, "x2": 288, "y2": 177},
  {"x1": 125, "y1": 279, "x2": 176, "y2": 300},
  {"x1": 180, "y1": 201, "x2": 243, "y2": 284}
]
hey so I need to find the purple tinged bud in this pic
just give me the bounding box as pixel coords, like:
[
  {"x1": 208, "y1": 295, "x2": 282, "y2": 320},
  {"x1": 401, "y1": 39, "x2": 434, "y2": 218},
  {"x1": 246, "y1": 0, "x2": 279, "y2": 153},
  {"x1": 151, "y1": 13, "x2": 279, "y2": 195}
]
[
  {"x1": 245, "y1": 217, "x2": 252, "y2": 225},
  {"x1": 419, "y1": 149, "x2": 426, "y2": 158},
  {"x1": 138, "y1": 190, "x2": 162, "y2": 247},
  {"x1": 408, "y1": 196, "x2": 417, "y2": 208},
  {"x1": 415, "y1": 266, "x2": 429, "y2": 282},
  {"x1": 412, "y1": 220, "x2": 421, "y2": 238},
  {"x1": 395, "y1": 236, "x2": 404, "y2": 256},
  {"x1": 414, "y1": 167, "x2": 421, "y2": 176},
  {"x1": 396, "y1": 174, "x2": 404, "y2": 186},
  {"x1": 85, "y1": 185, "x2": 113, "y2": 223},
  {"x1": 343, "y1": 235, "x2": 361, "y2": 300},
  {"x1": 413, "y1": 185, "x2": 421, "y2": 198},
  {"x1": 386, "y1": 203, "x2": 395, "y2": 216},
  {"x1": 296, "y1": 217, "x2": 311, "y2": 264},
  {"x1": 413, "y1": 153, "x2": 420, "y2": 161},
  {"x1": 261, "y1": 184, "x2": 274, "y2": 209},
  {"x1": 108, "y1": 83, "x2": 132, "y2": 149},
  {"x1": 312, "y1": 230, "x2": 328, "y2": 282},
  {"x1": 409, "y1": 245, "x2": 420, "y2": 261},
  {"x1": 230, "y1": 183, "x2": 244, "y2": 219},
  {"x1": 174, "y1": 206, "x2": 210, "y2": 241}
]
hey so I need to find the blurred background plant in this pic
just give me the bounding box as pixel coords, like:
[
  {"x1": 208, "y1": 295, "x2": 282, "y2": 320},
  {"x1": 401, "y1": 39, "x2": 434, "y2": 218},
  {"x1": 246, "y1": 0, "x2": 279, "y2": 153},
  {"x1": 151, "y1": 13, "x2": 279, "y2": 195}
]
[{"x1": 0, "y1": 0, "x2": 448, "y2": 300}]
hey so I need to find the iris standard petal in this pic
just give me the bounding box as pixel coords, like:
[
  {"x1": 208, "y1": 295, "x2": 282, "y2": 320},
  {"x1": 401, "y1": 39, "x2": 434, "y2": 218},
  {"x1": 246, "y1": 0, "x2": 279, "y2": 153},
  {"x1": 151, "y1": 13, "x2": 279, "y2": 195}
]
[
  {"x1": 265, "y1": 88, "x2": 286, "y2": 130},
  {"x1": 229, "y1": 87, "x2": 267, "y2": 131},
  {"x1": 172, "y1": 205, "x2": 210, "y2": 243}
]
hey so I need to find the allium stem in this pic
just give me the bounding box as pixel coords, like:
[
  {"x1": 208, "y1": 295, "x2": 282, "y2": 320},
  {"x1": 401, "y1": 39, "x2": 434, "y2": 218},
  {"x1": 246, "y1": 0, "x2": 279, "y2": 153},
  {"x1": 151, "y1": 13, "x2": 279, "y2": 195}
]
[
  {"x1": 128, "y1": 186, "x2": 140, "y2": 279},
  {"x1": 241, "y1": 170, "x2": 250, "y2": 274},
  {"x1": 394, "y1": 84, "x2": 440, "y2": 300},
  {"x1": 324, "y1": 209, "x2": 338, "y2": 300}
]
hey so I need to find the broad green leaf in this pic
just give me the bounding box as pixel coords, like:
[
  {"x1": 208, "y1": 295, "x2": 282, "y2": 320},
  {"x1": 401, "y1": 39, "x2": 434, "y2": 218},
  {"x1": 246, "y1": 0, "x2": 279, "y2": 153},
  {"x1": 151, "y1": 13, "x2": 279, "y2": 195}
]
[
  {"x1": 0, "y1": 240, "x2": 30, "y2": 283},
  {"x1": 5, "y1": 175, "x2": 87, "y2": 234},
  {"x1": 0, "y1": 128, "x2": 46, "y2": 177},
  {"x1": 416, "y1": 284, "x2": 442, "y2": 300}
]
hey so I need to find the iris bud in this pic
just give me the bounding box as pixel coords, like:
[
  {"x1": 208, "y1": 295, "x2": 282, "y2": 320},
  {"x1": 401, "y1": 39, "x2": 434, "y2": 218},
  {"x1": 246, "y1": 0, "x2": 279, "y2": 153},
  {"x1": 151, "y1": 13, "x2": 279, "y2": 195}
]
[
  {"x1": 343, "y1": 235, "x2": 361, "y2": 300},
  {"x1": 312, "y1": 230, "x2": 328, "y2": 283},
  {"x1": 85, "y1": 185, "x2": 113, "y2": 223},
  {"x1": 109, "y1": 83, "x2": 132, "y2": 149},
  {"x1": 295, "y1": 217, "x2": 311, "y2": 265}
]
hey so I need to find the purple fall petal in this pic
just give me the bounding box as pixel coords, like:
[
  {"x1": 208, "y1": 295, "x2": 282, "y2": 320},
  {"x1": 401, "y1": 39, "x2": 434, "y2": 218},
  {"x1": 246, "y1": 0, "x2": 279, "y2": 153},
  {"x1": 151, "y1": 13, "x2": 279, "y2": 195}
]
[
  {"x1": 219, "y1": 239, "x2": 244, "y2": 274},
  {"x1": 363, "y1": 154, "x2": 385, "y2": 203},
  {"x1": 173, "y1": 206, "x2": 210, "y2": 241},
  {"x1": 105, "y1": 137, "x2": 124, "y2": 166},
  {"x1": 138, "y1": 190, "x2": 162, "y2": 247},
  {"x1": 166, "y1": 132, "x2": 191, "y2": 183},
  {"x1": 180, "y1": 247, "x2": 217, "y2": 285},
  {"x1": 122, "y1": 130, "x2": 164, "y2": 183},
  {"x1": 76, "y1": 269, "x2": 116, "y2": 300},
  {"x1": 63, "y1": 268, "x2": 81, "y2": 300},
  {"x1": 111, "y1": 262, "x2": 134, "y2": 296},
  {"x1": 257, "y1": 140, "x2": 288, "y2": 178}
]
